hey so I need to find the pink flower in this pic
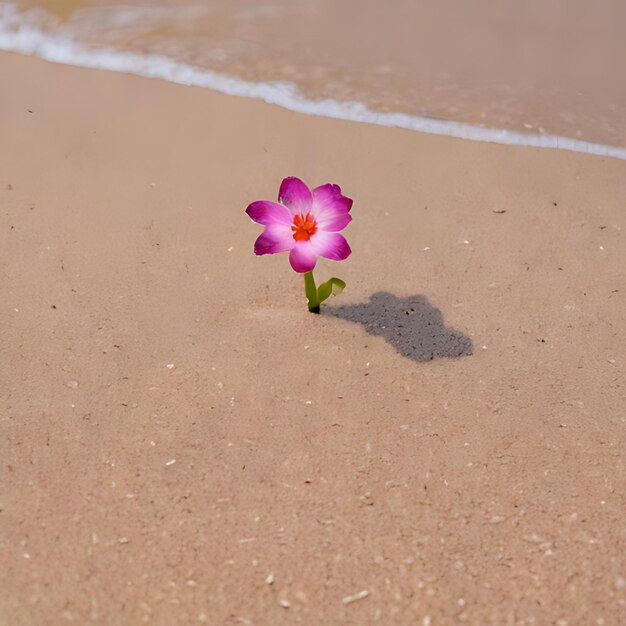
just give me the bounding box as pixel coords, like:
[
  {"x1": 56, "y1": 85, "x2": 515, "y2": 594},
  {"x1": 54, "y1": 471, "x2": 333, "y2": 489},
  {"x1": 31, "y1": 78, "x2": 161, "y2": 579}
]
[{"x1": 246, "y1": 177, "x2": 352, "y2": 273}]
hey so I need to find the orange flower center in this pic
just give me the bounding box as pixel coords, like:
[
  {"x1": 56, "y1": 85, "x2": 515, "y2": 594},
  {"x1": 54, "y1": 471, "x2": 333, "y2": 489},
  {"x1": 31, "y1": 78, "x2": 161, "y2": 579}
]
[{"x1": 291, "y1": 212, "x2": 318, "y2": 241}]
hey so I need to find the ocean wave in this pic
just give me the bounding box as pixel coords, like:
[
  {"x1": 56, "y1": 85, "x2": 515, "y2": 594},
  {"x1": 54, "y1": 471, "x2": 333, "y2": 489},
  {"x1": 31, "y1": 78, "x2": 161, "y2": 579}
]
[{"x1": 1, "y1": 4, "x2": 625, "y2": 161}]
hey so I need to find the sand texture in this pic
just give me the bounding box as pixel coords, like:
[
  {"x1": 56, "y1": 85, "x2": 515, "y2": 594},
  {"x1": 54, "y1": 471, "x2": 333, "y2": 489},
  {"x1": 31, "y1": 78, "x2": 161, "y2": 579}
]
[{"x1": 1, "y1": 53, "x2": 625, "y2": 625}]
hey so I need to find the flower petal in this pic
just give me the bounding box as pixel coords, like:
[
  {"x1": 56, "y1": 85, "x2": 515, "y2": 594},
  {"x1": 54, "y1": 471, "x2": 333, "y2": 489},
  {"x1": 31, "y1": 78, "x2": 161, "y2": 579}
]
[
  {"x1": 254, "y1": 224, "x2": 295, "y2": 255},
  {"x1": 246, "y1": 200, "x2": 292, "y2": 226},
  {"x1": 316, "y1": 208, "x2": 352, "y2": 232},
  {"x1": 310, "y1": 231, "x2": 351, "y2": 261},
  {"x1": 312, "y1": 184, "x2": 353, "y2": 231},
  {"x1": 289, "y1": 241, "x2": 317, "y2": 273},
  {"x1": 279, "y1": 177, "x2": 313, "y2": 215}
]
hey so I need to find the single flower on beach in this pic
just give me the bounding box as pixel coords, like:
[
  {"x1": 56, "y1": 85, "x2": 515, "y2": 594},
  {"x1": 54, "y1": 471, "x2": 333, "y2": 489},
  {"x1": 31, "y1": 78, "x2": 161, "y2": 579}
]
[
  {"x1": 246, "y1": 176, "x2": 352, "y2": 272},
  {"x1": 246, "y1": 176, "x2": 353, "y2": 312}
]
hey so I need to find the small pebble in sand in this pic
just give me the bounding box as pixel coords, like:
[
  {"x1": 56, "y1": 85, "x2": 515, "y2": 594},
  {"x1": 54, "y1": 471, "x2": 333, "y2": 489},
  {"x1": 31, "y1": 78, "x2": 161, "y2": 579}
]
[
  {"x1": 166, "y1": 363, "x2": 175, "y2": 369},
  {"x1": 118, "y1": 537, "x2": 129, "y2": 544},
  {"x1": 265, "y1": 573, "x2": 274, "y2": 585},
  {"x1": 342, "y1": 590, "x2": 369, "y2": 605},
  {"x1": 279, "y1": 599, "x2": 290, "y2": 608},
  {"x1": 67, "y1": 380, "x2": 79, "y2": 389},
  {"x1": 165, "y1": 459, "x2": 176, "y2": 466},
  {"x1": 227, "y1": 247, "x2": 233, "y2": 252}
]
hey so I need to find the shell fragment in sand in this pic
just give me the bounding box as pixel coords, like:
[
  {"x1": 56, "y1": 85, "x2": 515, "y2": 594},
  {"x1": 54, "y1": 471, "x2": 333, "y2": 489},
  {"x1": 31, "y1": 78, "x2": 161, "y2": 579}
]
[{"x1": 342, "y1": 590, "x2": 369, "y2": 605}]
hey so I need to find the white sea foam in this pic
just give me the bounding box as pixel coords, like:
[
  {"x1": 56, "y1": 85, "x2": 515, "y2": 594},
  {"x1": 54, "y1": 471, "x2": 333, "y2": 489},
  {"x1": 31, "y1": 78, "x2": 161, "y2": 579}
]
[{"x1": 1, "y1": 6, "x2": 625, "y2": 161}]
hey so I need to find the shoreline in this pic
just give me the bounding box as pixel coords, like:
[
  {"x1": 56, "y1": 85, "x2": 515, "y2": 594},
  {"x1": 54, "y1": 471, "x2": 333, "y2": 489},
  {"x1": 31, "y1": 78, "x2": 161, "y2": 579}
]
[
  {"x1": 1, "y1": 51, "x2": 625, "y2": 624},
  {"x1": 0, "y1": 21, "x2": 625, "y2": 161}
]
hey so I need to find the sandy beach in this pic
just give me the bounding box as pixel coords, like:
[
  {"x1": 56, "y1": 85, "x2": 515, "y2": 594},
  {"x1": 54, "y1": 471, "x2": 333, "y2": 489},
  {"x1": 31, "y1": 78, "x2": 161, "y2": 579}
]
[{"x1": 1, "y1": 51, "x2": 625, "y2": 624}]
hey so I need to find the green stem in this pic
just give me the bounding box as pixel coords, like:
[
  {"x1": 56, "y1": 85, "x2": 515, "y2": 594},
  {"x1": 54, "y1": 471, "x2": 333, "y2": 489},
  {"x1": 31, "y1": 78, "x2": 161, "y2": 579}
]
[{"x1": 303, "y1": 271, "x2": 320, "y2": 313}]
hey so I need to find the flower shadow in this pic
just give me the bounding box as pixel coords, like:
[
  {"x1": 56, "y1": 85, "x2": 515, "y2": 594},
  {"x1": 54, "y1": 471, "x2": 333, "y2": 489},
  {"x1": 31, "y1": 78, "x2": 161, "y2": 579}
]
[{"x1": 326, "y1": 292, "x2": 473, "y2": 362}]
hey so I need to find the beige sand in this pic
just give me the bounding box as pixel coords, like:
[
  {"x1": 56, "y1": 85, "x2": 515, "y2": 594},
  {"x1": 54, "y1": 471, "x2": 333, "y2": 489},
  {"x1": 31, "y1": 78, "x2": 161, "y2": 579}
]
[{"x1": 0, "y1": 52, "x2": 625, "y2": 625}]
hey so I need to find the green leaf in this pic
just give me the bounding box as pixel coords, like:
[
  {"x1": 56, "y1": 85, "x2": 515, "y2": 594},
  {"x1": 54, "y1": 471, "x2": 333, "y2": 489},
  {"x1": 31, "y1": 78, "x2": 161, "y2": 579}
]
[
  {"x1": 303, "y1": 271, "x2": 319, "y2": 312},
  {"x1": 316, "y1": 277, "x2": 346, "y2": 305}
]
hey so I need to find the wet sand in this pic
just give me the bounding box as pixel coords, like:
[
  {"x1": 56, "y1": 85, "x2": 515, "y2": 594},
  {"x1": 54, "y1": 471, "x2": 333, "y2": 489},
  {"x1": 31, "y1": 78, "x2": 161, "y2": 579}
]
[
  {"x1": 0, "y1": 52, "x2": 625, "y2": 624},
  {"x1": 8, "y1": 0, "x2": 626, "y2": 147}
]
